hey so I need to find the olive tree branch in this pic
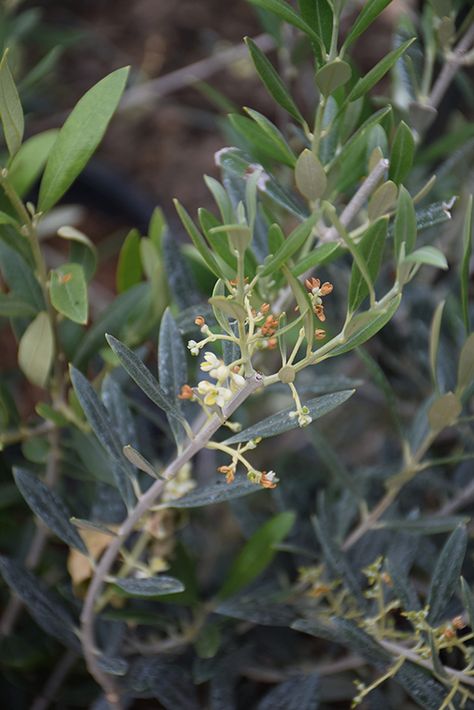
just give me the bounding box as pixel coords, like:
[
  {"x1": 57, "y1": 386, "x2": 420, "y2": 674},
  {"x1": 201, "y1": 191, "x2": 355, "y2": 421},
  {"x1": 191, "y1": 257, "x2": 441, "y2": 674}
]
[{"x1": 80, "y1": 373, "x2": 263, "y2": 708}]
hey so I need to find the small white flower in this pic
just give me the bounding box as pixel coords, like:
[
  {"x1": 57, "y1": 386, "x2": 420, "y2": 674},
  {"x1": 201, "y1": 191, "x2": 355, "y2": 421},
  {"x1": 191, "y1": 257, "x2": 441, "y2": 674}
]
[
  {"x1": 298, "y1": 413, "x2": 312, "y2": 428},
  {"x1": 187, "y1": 339, "x2": 200, "y2": 356},
  {"x1": 265, "y1": 470, "x2": 277, "y2": 482},
  {"x1": 230, "y1": 371, "x2": 246, "y2": 389},
  {"x1": 197, "y1": 380, "x2": 232, "y2": 408},
  {"x1": 200, "y1": 351, "x2": 221, "y2": 372}
]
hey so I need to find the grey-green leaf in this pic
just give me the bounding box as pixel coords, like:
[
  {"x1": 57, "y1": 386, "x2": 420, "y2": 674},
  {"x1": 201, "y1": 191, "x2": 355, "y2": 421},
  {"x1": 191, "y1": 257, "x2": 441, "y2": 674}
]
[
  {"x1": 457, "y1": 333, "x2": 474, "y2": 394},
  {"x1": 0, "y1": 50, "x2": 24, "y2": 156},
  {"x1": 13, "y1": 468, "x2": 87, "y2": 553},
  {"x1": 404, "y1": 246, "x2": 448, "y2": 270},
  {"x1": 113, "y1": 576, "x2": 185, "y2": 597},
  {"x1": 259, "y1": 212, "x2": 317, "y2": 277},
  {"x1": 316, "y1": 59, "x2": 352, "y2": 96},
  {"x1": 39, "y1": 66, "x2": 129, "y2": 212},
  {"x1": 70, "y1": 366, "x2": 135, "y2": 507},
  {"x1": 106, "y1": 334, "x2": 184, "y2": 422},
  {"x1": 295, "y1": 149, "x2": 327, "y2": 201},
  {"x1": 159, "y1": 308, "x2": 188, "y2": 443},
  {"x1": 394, "y1": 185, "x2": 417, "y2": 257},
  {"x1": 460, "y1": 195, "x2": 473, "y2": 334},
  {"x1": 245, "y1": 37, "x2": 305, "y2": 125},
  {"x1": 225, "y1": 390, "x2": 355, "y2": 444},
  {"x1": 348, "y1": 217, "x2": 387, "y2": 312},
  {"x1": 163, "y1": 475, "x2": 262, "y2": 509},
  {"x1": 427, "y1": 525, "x2": 467, "y2": 625},
  {"x1": 0, "y1": 557, "x2": 80, "y2": 650}
]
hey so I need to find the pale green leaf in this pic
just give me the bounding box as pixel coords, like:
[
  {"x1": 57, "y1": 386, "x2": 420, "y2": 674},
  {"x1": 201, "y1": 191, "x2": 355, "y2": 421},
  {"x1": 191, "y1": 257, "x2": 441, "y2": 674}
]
[
  {"x1": 0, "y1": 50, "x2": 24, "y2": 156},
  {"x1": 18, "y1": 312, "x2": 54, "y2": 388},
  {"x1": 50, "y1": 262, "x2": 88, "y2": 324},
  {"x1": 295, "y1": 149, "x2": 327, "y2": 200}
]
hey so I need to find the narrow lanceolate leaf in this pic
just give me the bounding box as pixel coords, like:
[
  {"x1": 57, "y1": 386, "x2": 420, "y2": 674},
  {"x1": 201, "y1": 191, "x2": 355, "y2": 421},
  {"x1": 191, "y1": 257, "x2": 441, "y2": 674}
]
[
  {"x1": 295, "y1": 149, "x2": 327, "y2": 201},
  {"x1": 39, "y1": 66, "x2": 129, "y2": 212},
  {"x1": 394, "y1": 185, "x2": 417, "y2": 257},
  {"x1": 105, "y1": 334, "x2": 185, "y2": 422},
  {"x1": 299, "y1": 0, "x2": 333, "y2": 60},
  {"x1": 174, "y1": 199, "x2": 223, "y2": 277},
  {"x1": 113, "y1": 576, "x2": 185, "y2": 597},
  {"x1": 218, "y1": 511, "x2": 295, "y2": 600},
  {"x1": 18, "y1": 312, "x2": 54, "y2": 388},
  {"x1": 461, "y1": 577, "x2": 474, "y2": 632},
  {"x1": 348, "y1": 218, "x2": 388, "y2": 312},
  {"x1": 244, "y1": 37, "x2": 305, "y2": 125},
  {"x1": 50, "y1": 263, "x2": 88, "y2": 324},
  {"x1": 427, "y1": 525, "x2": 467, "y2": 625},
  {"x1": 247, "y1": 1, "x2": 323, "y2": 50},
  {"x1": 116, "y1": 229, "x2": 142, "y2": 293},
  {"x1": 162, "y1": 475, "x2": 262, "y2": 509},
  {"x1": 456, "y1": 333, "x2": 474, "y2": 394},
  {"x1": 461, "y1": 195, "x2": 473, "y2": 334},
  {"x1": 342, "y1": 0, "x2": 393, "y2": 50},
  {"x1": 368, "y1": 180, "x2": 397, "y2": 221},
  {"x1": 332, "y1": 295, "x2": 401, "y2": 356},
  {"x1": 347, "y1": 39, "x2": 416, "y2": 103},
  {"x1": 429, "y1": 300, "x2": 445, "y2": 388},
  {"x1": 259, "y1": 212, "x2": 317, "y2": 277},
  {"x1": 389, "y1": 121, "x2": 415, "y2": 185},
  {"x1": 0, "y1": 557, "x2": 80, "y2": 650},
  {"x1": 0, "y1": 50, "x2": 24, "y2": 156},
  {"x1": 123, "y1": 445, "x2": 160, "y2": 479},
  {"x1": 244, "y1": 107, "x2": 297, "y2": 167},
  {"x1": 8, "y1": 129, "x2": 58, "y2": 197},
  {"x1": 13, "y1": 468, "x2": 87, "y2": 553},
  {"x1": 225, "y1": 390, "x2": 355, "y2": 445},
  {"x1": 0, "y1": 294, "x2": 36, "y2": 317},
  {"x1": 159, "y1": 308, "x2": 188, "y2": 443},
  {"x1": 404, "y1": 246, "x2": 448, "y2": 270},
  {"x1": 69, "y1": 366, "x2": 135, "y2": 507},
  {"x1": 257, "y1": 673, "x2": 320, "y2": 710}
]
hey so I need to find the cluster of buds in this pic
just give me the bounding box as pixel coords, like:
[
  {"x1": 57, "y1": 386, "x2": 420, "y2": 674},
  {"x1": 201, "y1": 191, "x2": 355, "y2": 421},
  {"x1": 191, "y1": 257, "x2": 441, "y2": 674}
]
[
  {"x1": 247, "y1": 469, "x2": 279, "y2": 488},
  {"x1": 304, "y1": 276, "x2": 333, "y2": 327},
  {"x1": 179, "y1": 351, "x2": 245, "y2": 412},
  {"x1": 289, "y1": 404, "x2": 312, "y2": 428},
  {"x1": 187, "y1": 316, "x2": 215, "y2": 356}
]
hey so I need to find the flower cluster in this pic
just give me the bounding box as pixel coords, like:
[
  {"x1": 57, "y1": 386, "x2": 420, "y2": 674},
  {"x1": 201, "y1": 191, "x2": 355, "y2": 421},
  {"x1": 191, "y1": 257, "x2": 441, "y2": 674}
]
[
  {"x1": 304, "y1": 276, "x2": 333, "y2": 327},
  {"x1": 179, "y1": 350, "x2": 245, "y2": 413}
]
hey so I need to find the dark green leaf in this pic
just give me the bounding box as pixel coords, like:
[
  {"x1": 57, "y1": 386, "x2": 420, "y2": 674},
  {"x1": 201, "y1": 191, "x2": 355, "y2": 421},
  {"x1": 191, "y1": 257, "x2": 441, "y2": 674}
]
[
  {"x1": 0, "y1": 50, "x2": 24, "y2": 156},
  {"x1": 299, "y1": 0, "x2": 333, "y2": 60},
  {"x1": 229, "y1": 113, "x2": 295, "y2": 167},
  {"x1": 347, "y1": 39, "x2": 416, "y2": 103},
  {"x1": 0, "y1": 239, "x2": 44, "y2": 311},
  {"x1": 50, "y1": 262, "x2": 88, "y2": 324},
  {"x1": 389, "y1": 121, "x2": 415, "y2": 184},
  {"x1": 244, "y1": 107, "x2": 297, "y2": 167},
  {"x1": 427, "y1": 525, "x2": 467, "y2": 625},
  {"x1": 292, "y1": 242, "x2": 341, "y2": 276},
  {"x1": 395, "y1": 663, "x2": 450, "y2": 710},
  {"x1": 116, "y1": 229, "x2": 142, "y2": 293},
  {"x1": 106, "y1": 334, "x2": 184, "y2": 422},
  {"x1": 457, "y1": 333, "x2": 474, "y2": 394},
  {"x1": 174, "y1": 199, "x2": 224, "y2": 278},
  {"x1": 379, "y1": 516, "x2": 468, "y2": 534},
  {"x1": 13, "y1": 468, "x2": 87, "y2": 553},
  {"x1": 245, "y1": 37, "x2": 305, "y2": 125},
  {"x1": 259, "y1": 213, "x2": 317, "y2": 277},
  {"x1": 215, "y1": 595, "x2": 296, "y2": 626},
  {"x1": 460, "y1": 577, "x2": 474, "y2": 632},
  {"x1": 163, "y1": 475, "x2": 263, "y2": 509},
  {"x1": 39, "y1": 67, "x2": 129, "y2": 212},
  {"x1": 0, "y1": 557, "x2": 80, "y2": 650},
  {"x1": 348, "y1": 217, "x2": 387, "y2": 312},
  {"x1": 332, "y1": 618, "x2": 390, "y2": 667},
  {"x1": 225, "y1": 390, "x2": 355, "y2": 444},
  {"x1": 70, "y1": 366, "x2": 135, "y2": 507},
  {"x1": 248, "y1": 1, "x2": 323, "y2": 51},
  {"x1": 342, "y1": 0, "x2": 393, "y2": 50},
  {"x1": 218, "y1": 511, "x2": 295, "y2": 599},
  {"x1": 113, "y1": 576, "x2": 185, "y2": 597},
  {"x1": 0, "y1": 294, "x2": 36, "y2": 317}
]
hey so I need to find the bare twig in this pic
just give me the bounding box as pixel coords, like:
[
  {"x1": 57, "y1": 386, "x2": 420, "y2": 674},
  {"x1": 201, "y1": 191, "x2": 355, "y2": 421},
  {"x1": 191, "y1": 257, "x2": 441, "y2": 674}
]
[
  {"x1": 428, "y1": 22, "x2": 474, "y2": 112},
  {"x1": 30, "y1": 650, "x2": 77, "y2": 710},
  {"x1": 80, "y1": 374, "x2": 263, "y2": 709},
  {"x1": 436, "y1": 478, "x2": 474, "y2": 517},
  {"x1": 120, "y1": 33, "x2": 274, "y2": 112}
]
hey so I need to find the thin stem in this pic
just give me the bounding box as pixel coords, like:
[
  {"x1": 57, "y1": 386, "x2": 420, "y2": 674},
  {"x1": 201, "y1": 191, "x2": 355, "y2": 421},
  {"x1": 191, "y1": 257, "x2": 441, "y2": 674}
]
[
  {"x1": 427, "y1": 21, "x2": 474, "y2": 114},
  {"x1": 80, "y1": 374, "x2": 263, "y2": 708},
  {"x1": 0, "y1": 421, "x2": 54, "y2": 448},
  {"x1": 30, "y1": 650, "x2": 78, "y2": 710}
]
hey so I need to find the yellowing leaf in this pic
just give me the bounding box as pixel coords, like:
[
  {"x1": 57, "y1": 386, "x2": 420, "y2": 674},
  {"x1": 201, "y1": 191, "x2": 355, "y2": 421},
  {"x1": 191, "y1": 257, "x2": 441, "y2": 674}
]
[{"x1": 18, "y1": 312, "x2": 54, "y2": 388}]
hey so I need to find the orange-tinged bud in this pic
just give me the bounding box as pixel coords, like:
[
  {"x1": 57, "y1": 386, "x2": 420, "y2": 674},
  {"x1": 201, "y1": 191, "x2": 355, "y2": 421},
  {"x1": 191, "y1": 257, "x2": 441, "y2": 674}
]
[
  {"x1": 194, "y1": 316, "x2": 206, "y2": 327},
  {"x1": 315, "y1": 329, "x2": 326, "y2": 340},
  {"x1": 178, "y1": 384, "x2": 194, "y2": 400}
]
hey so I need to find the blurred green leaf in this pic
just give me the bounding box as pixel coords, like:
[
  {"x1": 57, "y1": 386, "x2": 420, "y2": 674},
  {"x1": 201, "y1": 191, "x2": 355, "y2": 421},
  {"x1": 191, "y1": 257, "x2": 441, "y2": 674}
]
[
  {"x1": 394, "y1": 185, "x2": 416, "y2": 257},
  {"x1": 247, "y1": 1, "x2": 323, "y2": 52},
  {"x1": 389, "y1": 121, "x2": 415, "y2": 184},
  {"x1": 0, "y1": 49, "x2": 24, "y2": 156},
  {"x1": 259, "y1": 212, "x2": 317, "y2": 277},
  {"x1": 116, "y1": 228, "x2": 142, "y2": 293},
  {"x1": 13, "y1": 468, "x2": 87, "y2": 553},
  {"x1": 8, "y1": 129, "x2": 58, "y2": 197},
  {"x1": 368, "y1": 180, "x2": 397, "y2": 220},
  {"x1": 404, "y1": 246, "x2": 447, "y2": 270},
  {"x1": 456, "y1": 333, "x2": 474, "y2": 395},
  {"x1": 57, "y1": 226, "x2": 97, "y2": 281},
  {"x1": 332, "y1": 295, "x2": 401, "y2": 356},
  {"x1": 299, "y1": 0, "x2": 333, "y2": 61},
  {"x1": 39, "y1": 66, "x2": 129, "y2": 212},
  {"x1": 429, "y1": 300, "x2": 445, "y2": 389},
  {"x1": 159, "y1": 308, "x2": 188, "y2": 443},
  {"x1": 342, "y1": 0, "x2": 393, "y2": 51},
  {"x1": 174, "y1": 198, "x2": 224, "y2": 278},
  {"x1": 225, "y1": 390, "x2": 355, "y2": 444},
  {"x1": 113, "y1": 576, "x2": 185, "y2": 597},
  {"x1": 0, "y1": 239, "x2": 44, "y2": 311},
  {"x1": 0, "y1": 293, "x2": 36, "y2": 317},
  {"x1": 218, "y1": 511, "x2": 295, "y2": 599},
  {"x1": 244, "y1": 37, "x2": 305, "y2": 125},
  {"x1": 395, "y1": 662, "x2": 448, "y2": 709},
  {"x1": 18, "y1": 311, "x2": 54, "y2": 388},
  {"x1": 347, "y1": 39, "x2": 416, "y2": 103},
  {"x1": 427, "y1": 525, "x2": 467, "y2": 625},
  {"x1": 460, "y1": 577, "x2": 474, "y2": 632},
  {"x1": 292, "y1": 242, "x2": 341, "y2": 276},
  {"x1": 428, "y1": 391, "x2": 461, "y2": 432},
  {"x1": 257, "y1": 673, "x2": 320, "y2": 710},
  {"x1": 244, "y1": 107, "x2": 297, "y2": 167},
  {"x1": 164, "y1": 476, "x2": 263, "y2": 509},
  {"x1": 50, "y1": 262, "x2": 88, "y2": 324}
]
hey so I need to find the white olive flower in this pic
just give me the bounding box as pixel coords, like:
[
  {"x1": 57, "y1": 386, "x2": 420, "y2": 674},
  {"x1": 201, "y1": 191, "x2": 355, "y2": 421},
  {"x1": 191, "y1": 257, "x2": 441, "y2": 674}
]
[
  {"x1": 187, "y1": 340, "x2": 200, "y2": 356},
  {"x1": 197, "y1": 380, "x2": 232, "y2": 408}
]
